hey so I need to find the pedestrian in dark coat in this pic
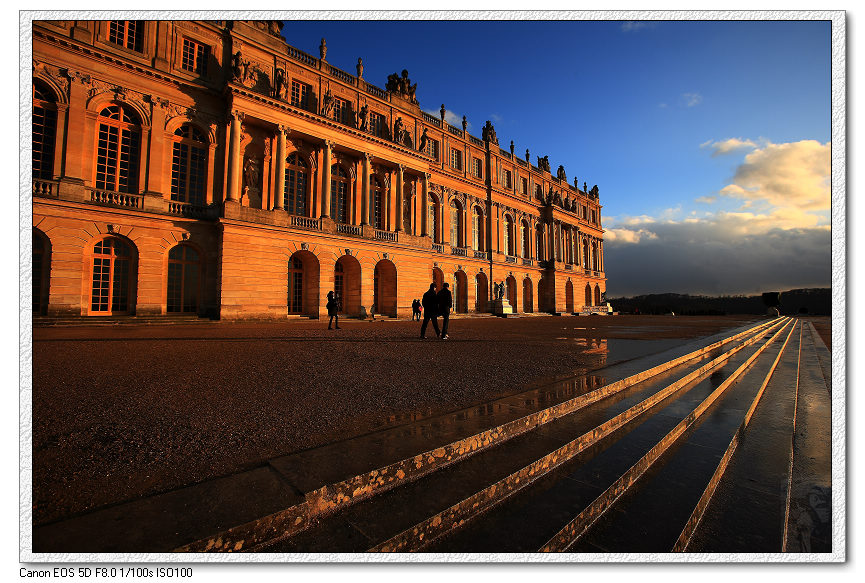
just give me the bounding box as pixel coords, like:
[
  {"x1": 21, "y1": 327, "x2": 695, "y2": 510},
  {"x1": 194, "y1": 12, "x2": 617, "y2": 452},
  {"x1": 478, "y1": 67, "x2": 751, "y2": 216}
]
[
  {"x1": 420, "y1": 284, "x2": 440, "y2": 339},
  {"x1": 437, "y1": 282, "x2": 453, "y2": 339},
  {"x1": 412, "y1": 298, "x2": 422, "y2": 321},
  {"x1": 326, "y1": 291, "x2": 340, "y2": 329}
]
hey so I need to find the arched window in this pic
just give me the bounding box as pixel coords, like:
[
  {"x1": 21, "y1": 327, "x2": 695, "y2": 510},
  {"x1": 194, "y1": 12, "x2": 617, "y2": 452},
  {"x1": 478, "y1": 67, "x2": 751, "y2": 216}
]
[
  {"x1": 504, "y1": 215, "x2": 513, "y2": 256},
  {"x1": 592, "y1": 242, "x2": 599, "y2": 271},
  {"x1": 91, "y1": 237, "x2": 135, "y2": 314},
  {"x1": 170, "y1": 125, "x2": 207, "y2": 206},
  {"x1": 370, "y1": 176, "x2": 384, "y2": 229},
  {"x1": 428, "y1": 194, "x2": 440, "y2": 243},
  {"x1": 33, "y1": 81, "x2": 57, "y2": 180},
  {"x1": 287, "y1": 256, "x2": 303, "y2": 314},
  {"x1": 472, "y1": 206, "x2": 483, "y2": 251},
  {"x1": 285, "y1": 153, "x2": 308, "y2": 216},
  {"x1": 536, "y1": 225, "x2": 545, "y2": 261},
  {"x1": 521, "y1": 220, "x2": 530, "y2": 258},
  {"x1": 330, "y1": 164, "x2": 348, "y2": 224},
  {"x1": 450, "y1": 200, "x2": 463, "y2": 248},
  {"x1": 167, "y1": 244, "x2": 201, "y2": 313},
  {"x1": 95, "y1": 104, "x2": 141, "y2": 194},
  {"x1": 595, "y1": 284, "x2": 602, "y2": 306}
]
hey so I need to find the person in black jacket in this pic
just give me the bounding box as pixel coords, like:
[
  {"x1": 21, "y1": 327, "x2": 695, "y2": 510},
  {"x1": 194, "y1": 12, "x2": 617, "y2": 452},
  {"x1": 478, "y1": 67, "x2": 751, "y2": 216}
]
[
  {"x1": 326, "y1": 291, "x2": 340, "y2": 329},
  {"x1": 420, "y1": 284, "x2": 440, "y2": 339},
  {"x1": 437, "y1": 282, "x2": 453, "y2": 339}
]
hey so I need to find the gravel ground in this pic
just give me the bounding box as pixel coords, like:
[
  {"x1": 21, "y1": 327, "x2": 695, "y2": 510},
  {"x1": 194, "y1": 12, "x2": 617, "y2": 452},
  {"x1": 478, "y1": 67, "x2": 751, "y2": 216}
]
[{"x1": 31, "y1": 314, "x2": 774, "y2": 524}]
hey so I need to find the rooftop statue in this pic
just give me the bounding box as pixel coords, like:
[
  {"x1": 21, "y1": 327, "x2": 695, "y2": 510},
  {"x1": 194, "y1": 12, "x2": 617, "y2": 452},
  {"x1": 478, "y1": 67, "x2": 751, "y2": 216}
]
[
  {"x1": 482, "y1": 120, "x2": 498, "y2": 145},
  {"x1": 557, "y1": 165, "x2": 567, "y2": 181},
  {"x1": 386, "y1": 69, "x2": 419, "y2": 105},
  {"x1": 537, "y1": 155, "x2": 551, "y2": 173}
]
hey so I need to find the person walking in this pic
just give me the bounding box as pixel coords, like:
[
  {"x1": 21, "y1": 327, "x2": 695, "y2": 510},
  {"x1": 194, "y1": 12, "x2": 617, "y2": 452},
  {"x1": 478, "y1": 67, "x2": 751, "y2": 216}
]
[
  {"x1": 326, "y1": 291, "x2": 340, "y2": 329},
  {"x1": 420, "y1": 284, "x2": 440, "y2": 339},
  {"x1": 437, "y1": 282, "x2": 453, "y2": 339}
]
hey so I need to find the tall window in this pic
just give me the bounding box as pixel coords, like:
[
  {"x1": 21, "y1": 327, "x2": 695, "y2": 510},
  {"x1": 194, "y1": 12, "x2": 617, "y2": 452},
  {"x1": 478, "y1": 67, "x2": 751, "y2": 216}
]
[
  {"x1": 170, "y1": 125, "x2": 207, "y2": 205},
  {"x1": 167, "y1": 245, "x2": 200, "y2": 313},
  {"x1": 181, "y1": 38, "x2": 209, "y2": 75},
  {"x1": 583, "y1": 239, "x2": 589, "y2": 268},
  {"x1": 333, "y1": 98, "x2": 350, "y2": 125},
  {"x1": 428, "y1": 194, "x2": 439, "y2": 243},
  {"x1": 450, "y1": 148, "x2": 462, "y2": 171},
  {"x1": 426, "y1": 138, "x2": 439, "y2": 160},
  {"x1": 502, "y1": 168, "x2": 512, "y2": 189},
  {"x1": 290, "y1": 80, "x2": 311, "y2": 110},
  {"x1": 369, "y1": 112, "x2": 386, "y2": 138},
  {"x1": 108, "y1": 21, "x2": 143, "y2": 52},
  {"x1": 284, "y1": 153, "x2": 308, "y2": 216},
  {"x1": 504, "y1": 216, "x2": 514, "y2": 256},
  {"x1": 287, "y1": 256, "x2": 303, "y2": 314},
  {"x1": 32, "y1": 82, "x2": 57, "y2": 180},
  {"x1": 95, "y1": 104, "x2": 141, "y2": 194},
  {"x1": 91, "y1": 237, "x2": 134, "y2": 314},
  {"x1": 370, "y1": 176, "x2": 384, "y2": 229},
  {"x1": 450, "y1": 200, "x2": 462, "y2": 247},
  {"x1": 472, "y1": 206, "x2": 483, "y2": 251},
  {"x1": 520, "y1": 177, "x2": 528, "y2": 195},
  {"x1": 330, "y1": 165, "x2": 348, "y2": 224},
  {"x1": 521, "y1": 221, "x2": 530, "y2": 258},
  {"x1": 472, "y1": 157, "x2": 482, "y2": 178},
  {"x1": 536, "y1": 226, "x2": 545, "y2": 261}
]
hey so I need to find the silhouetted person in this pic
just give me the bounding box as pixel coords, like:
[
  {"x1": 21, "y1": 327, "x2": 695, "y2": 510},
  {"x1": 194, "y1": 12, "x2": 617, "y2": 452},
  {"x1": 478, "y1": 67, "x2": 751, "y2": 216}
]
[
  {"x1": 412, "y1": 298, "x2": 421, "y2": 321},
  {"x1": 438, "y1": 282, "x2": 453, "y2": 339},
  {"x1": 420, "y1": 284, "x2": 440, "y2": 339},
  {"x1": 326, "y1": 291, "x2": 340, "y2": 329}
]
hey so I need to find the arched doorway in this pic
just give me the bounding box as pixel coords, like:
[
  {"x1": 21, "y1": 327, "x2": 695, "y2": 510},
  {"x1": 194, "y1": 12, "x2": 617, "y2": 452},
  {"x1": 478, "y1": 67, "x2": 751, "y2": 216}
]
[
  {"x1": 33, "y1": 229, "x2": 51, "y2": 315},
  {"x1": 454, "y1": 270, "x2": 468, "y2": 313},
  {"x1": 565, "y1": 280, "x2": 574, "y2": 313},
  {"x1": 90, "y1": 236, "x2": 137, "y2": 315},
  {"x1": 475, "y1": 272, "x2": 488, "y2": 312},
  {"x1": 506, "y1": 275, "x2": 517, "y2": 312},
  {"x1": 585, "y1": 283, "x2": 593, "y2": 307},
  {"x1": 374, "y1": 259, "x2": 397, "y2": 317},
  {"x1": 287, "y1": 250, "x2": 320, "y2": 317},
  {"x1": 595, "y1": 284, "x2": 602, "y2": 306},
  {"x1": 166, "y1": 244, "x2": 202, "y2": 314},
  {"x1": 538, "y1": 277, "x2": 547, "y2": 313},
  {"x1": 334, "y1": 255, "x2": 361, "y2": 316},
  {"x1": 432, "y1": 266, "x2": 444, "y2": 291},
  {"x1": 523, "y1": 277, "x2": 533, "y2": 313}
]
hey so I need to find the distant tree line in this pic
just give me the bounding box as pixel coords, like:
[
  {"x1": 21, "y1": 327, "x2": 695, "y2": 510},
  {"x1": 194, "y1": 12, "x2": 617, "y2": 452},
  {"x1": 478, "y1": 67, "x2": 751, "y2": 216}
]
[{"x1": 607, "y1": 288, "x2": 830, "y2": 316}]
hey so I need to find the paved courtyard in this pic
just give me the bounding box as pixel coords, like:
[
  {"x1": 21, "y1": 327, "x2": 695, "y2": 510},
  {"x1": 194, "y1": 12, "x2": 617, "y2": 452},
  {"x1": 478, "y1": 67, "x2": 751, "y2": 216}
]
[{"x1": 31, "y1": 314, "x2": 827, "y2": 526}]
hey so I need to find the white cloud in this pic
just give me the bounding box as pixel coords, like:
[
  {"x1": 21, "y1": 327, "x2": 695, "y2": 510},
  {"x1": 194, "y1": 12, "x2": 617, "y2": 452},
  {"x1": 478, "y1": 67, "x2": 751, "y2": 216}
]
[
  {"x1": 682, "y1": 92, "x2": 703, "y2": 107},
  {"x1": 490, "y1": 113, "x2": 503, "y2": 123},
  {"x1": 701, "y1": 137, "x2": 759, "y2": 157},
  {"x1": 695, "y1": 196, "x2": 716, "y2": 204}
]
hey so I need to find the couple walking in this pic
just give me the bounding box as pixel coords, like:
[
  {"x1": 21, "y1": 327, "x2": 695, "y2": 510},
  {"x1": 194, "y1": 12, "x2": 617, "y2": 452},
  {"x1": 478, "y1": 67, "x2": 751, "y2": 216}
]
[{"x1": 420, "y1": 282, "x2": 452, "y2": 340}]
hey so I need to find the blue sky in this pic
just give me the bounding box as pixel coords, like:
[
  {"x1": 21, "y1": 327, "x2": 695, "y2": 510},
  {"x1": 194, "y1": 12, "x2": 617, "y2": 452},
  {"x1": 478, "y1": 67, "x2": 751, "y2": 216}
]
[{"x1": 282, "y1": 18, "x2": 832, "y2": 297}]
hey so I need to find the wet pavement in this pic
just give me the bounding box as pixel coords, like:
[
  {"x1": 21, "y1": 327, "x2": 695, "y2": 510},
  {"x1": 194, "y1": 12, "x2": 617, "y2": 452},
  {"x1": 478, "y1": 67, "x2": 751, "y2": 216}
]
[{"x1": 31, "y1": 315, "x2": 766, "y2": 526}]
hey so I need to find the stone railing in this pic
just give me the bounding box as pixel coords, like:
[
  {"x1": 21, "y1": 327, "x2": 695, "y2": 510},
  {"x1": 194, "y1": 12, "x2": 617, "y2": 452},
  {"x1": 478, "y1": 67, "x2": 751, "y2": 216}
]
[
  {"x1": 167, "y1": 201, "x2": 210, "y2": 219},
  {"x1": 374, "y1": 229, "x2": 397, "y2": 242},
  {"x1": 585, "y1": 268, "x2": 592, "y2": 276},
  {"x1": 474, "y1": 250, "x2": 489, "y2": 260},
  {"x1": 516, "y1": 158, "x2": 527, "y2": 167},
  {"x1": 33, "y1": 179, "x2": 59, "y2": 198},
  {"x1": 365, "y1": 82, "x2": 388, "y2": 100},
  {"x1": 447, "y1": 123, "x2": 463, "y2": 137},
  {"x1": 422, "y1": 112, "x2": 442, "y2": 127},
  {"x1": 432, "y1": 243, "x2": 445, "y2": 253},
  {"x1": 522, "y1": 258, "x2": 534, "y2": 266},
  {"x1": 564, "y1": 263, "x2": 573, "y2": 270},
  {"x1": 89, "y1": 188, "x2": 143, "y2": 209},
  {"x1": 329, "y1": 64, "x2": 355, "y2": 85},
  {"x1": 451, "y1": 246, "x2": 467, "y2": 257},
  {"x1": 291, "y1": 215, "x2": 321, "y2": 230},
  {"x1": 499, "y1": 147, "x2": 512, "y2": 158},
  {"x1": 469, "y1": 135, "x2": 484, "y2": 147},
  {"x1": 505, "y1": 255, "x2": 517, "y2": 264},
  {"x1": 286, "y1": 45, "x2": 318, "y2": 68},
  {"x1": 336, "y1": 223, "x2": 362, "y2": 236}
]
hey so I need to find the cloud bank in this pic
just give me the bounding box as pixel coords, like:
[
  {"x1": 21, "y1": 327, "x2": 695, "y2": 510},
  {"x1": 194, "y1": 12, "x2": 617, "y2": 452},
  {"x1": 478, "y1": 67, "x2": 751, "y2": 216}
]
[{"x1": 605, "y1": 139, "x2": 831, "y2": 297}]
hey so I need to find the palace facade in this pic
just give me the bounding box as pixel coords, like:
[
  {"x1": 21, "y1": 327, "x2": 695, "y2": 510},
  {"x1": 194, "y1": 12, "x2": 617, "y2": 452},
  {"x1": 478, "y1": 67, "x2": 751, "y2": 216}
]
[{"x1": 31, "y1": 20, "x2": 606, "y2": 320}]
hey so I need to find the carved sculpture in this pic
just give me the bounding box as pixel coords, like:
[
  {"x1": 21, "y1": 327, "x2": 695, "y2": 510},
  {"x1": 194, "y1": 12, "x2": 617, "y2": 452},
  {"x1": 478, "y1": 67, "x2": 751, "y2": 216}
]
[
  {"x1": 482, "y1": 120, "x2": 498, "y2": 145},
  {"x1": 590, "y1": 185, "x2": 599, "y2": 199},
  {"x1": 274, "y1": 68, "x2": 287, "y2": 100},
  {"x1": 440, "y1": 104, "x2": 446, "y2": 122},
  {"x1": 356, "y1": 58, "x2": 364, "y2": 78},
  {"x1": 537, "y1": 156, "x2": 551, "y2": 173},
  {"x1": 319, "y1": 38, "x2": 327, "y2": 60},
  {"x1": 385, "y1": 69, "x2": 418, "y2": 104},
  {"x1": 418, "y1": 127, "x2": 429, "y2": 152},
  {"x1": 357, "y1": 104, "x2": 369, "y2": 131},
  {"x1": 557, "y1": 165, "x2": 567, "y2": 181},
  {"x1": 526, "y1": 148, "x2": 530, "y2": 163},
  {"x1": 268, "y1": 21, "x2": 284, "y2": 36},
  {"x1": 231, "y1": 51, "x2": 244, "y2": 81},
  {"x1": 462, "y1": 115, "x2": 467, "y2": 132},
  {"x1": 321, "y1": 88, "x2": 334, "y2": 117}
]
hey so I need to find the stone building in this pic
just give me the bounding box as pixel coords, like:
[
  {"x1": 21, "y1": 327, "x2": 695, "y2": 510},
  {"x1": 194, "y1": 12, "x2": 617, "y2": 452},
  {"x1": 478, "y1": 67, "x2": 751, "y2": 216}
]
[{"x1": 31, "y1": 20, "x2": 606, "y2": 320}]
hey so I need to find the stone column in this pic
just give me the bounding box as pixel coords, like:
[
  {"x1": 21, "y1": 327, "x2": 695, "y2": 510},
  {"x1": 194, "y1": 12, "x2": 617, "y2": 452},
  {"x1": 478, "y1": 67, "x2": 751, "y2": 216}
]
[
  {"x1": 273, "y1": 126, "x2": 286, "y2": 211},
  {"x1": 395, "y1": 164, "x2": 404, "y2": 232},
  {"x1": 226, "y1": 111, "x2": 243, "y2": 202},
  {"x1": 420, "y1": 173, "x2": 430, "y2": 237},
  {"x1": 321, "y1": 140, "x2": 332, "y2": 218},
  {"x1": 145, "y1": 99, "x2": 167, "y2": 196},
  {"x1": 361, "y1": 153, "x2": 370, "y2": 225},
  {"x1": 52, "y1": 104, "x2": 68, "y2": 180},
  {"x1": 63, "y1": 70, "x2": 89, "y2": 183}
]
